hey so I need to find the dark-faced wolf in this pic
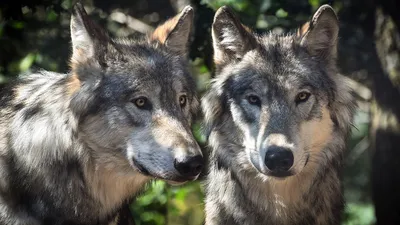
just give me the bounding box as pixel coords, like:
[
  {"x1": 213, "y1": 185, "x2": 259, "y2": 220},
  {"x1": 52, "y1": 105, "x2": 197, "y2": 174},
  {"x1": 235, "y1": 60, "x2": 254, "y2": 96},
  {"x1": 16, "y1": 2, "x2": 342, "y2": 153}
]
[
  {"x1": 0, "y1": 3, "x2": 203, "y2": 225},
  {"x1": 203, "y1": 4, "x2": 356, "y2": 225}
]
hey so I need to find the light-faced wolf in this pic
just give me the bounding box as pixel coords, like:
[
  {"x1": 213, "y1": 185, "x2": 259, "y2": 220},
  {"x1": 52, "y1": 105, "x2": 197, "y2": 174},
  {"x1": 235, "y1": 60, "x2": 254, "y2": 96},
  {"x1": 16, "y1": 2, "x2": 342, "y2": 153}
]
[
  {"x1": 0, "y1": 3, "x2": 203, "y2": 225},
  {"x1": 203, "y1": 4, "x2": 356, "y2": 225}
]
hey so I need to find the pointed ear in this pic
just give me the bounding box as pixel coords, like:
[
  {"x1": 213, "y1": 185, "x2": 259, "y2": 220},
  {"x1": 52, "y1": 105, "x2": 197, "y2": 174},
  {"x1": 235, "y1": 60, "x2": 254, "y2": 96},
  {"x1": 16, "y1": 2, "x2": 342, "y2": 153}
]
[
  {"x1": 212, "y1": 6, "x2": 256, "y2": 66},
  {"x1": 70, "y1": 2, "x2": 109, "y2": 67},
  {"x1": 150, "y1": 6, "x2": 194, "y2": 55},
  {"x1": 297, "y1": 4, "x2": 339, "y2": 61}
]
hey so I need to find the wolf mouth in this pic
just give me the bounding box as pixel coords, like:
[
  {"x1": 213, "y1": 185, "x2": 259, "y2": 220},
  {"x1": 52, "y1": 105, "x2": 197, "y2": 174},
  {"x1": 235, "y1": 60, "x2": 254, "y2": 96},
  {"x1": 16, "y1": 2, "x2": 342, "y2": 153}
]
[
  {"x1": 130, "y1": 157, "x2": 191, "y2": 183},
  {"x1": 267, "y1": 170, "x2": 294, "y2": 178},
  {"x1": 130, "y1": 157, "x2": 151, "y2": 176},
  {"x1": 304, "y1": 153, "x2": 310, "y2": 167}
]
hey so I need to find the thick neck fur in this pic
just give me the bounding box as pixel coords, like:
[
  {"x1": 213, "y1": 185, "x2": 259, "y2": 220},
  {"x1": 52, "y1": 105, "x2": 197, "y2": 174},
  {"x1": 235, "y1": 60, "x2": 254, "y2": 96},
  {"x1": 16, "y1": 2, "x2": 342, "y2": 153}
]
[
  {"x1": 0, "y1": 71, "x2": 148, "y2": 224},
  {"x1": 84, "y1": 149, "x2": 149, "y2": 218}
]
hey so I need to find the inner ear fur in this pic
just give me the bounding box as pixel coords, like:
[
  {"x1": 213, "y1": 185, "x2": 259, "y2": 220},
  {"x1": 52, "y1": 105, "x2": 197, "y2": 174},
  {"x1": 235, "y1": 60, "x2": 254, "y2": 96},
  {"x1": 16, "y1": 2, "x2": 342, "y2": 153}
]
[
  {"x1": 68, "y1": 3, "x2": 109, "y2": 94},
  {"x1": 70, "y1": 3, "x2": 110, "y2": 68},
  {"x1": 211, "y1": 6, "x2": 257, "y2": 66},
  {"x1": 296, "y1": 4, "x2": 339, "y2": 61},
  {"x1": 150, "y1": 6, "x2": 194, "y2": 55}
]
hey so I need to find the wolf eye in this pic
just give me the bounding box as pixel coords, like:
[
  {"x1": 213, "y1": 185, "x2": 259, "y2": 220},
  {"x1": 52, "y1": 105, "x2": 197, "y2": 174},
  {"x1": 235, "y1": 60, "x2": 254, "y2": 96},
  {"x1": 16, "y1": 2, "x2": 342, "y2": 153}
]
[
  {"x1": 247, "y1": 95, "x2": 261, "y2": 106},
  {"x1": 179, "y1": 95, "x2": 187, "y2": 107},
  {"x1": 134, "y1": 97, "x2": 147, "y2": 108},
  {"x1": 295, "y1": 92, "x2": 311, "y2": 103}
]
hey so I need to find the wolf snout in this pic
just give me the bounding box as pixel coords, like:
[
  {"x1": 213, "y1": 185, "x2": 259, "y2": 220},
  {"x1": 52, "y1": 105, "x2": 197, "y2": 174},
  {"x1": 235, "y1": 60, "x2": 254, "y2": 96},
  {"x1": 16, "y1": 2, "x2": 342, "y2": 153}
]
[
  {"x1": 174, "y1": 155, "x2": 204, "y2": 179},
  {"x1": 264, "y1": 146, "x2": 294, "y2": 176}
]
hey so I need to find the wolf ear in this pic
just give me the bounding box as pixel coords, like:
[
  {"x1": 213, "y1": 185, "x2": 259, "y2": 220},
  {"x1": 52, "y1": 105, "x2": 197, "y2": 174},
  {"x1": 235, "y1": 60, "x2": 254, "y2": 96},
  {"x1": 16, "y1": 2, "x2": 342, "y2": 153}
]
[
  {"x1": 70, "y1": 3, "x2": 109, "y2": 67},
  {"x1": 297, "y1": 4, "x2": 339, "y2": 61},
  {"x1": 150, "y1": 6, "x2": 194, "y2": 55},
  {"x1": 212, "y1": 6, "x2": 256, "y2": 66}
]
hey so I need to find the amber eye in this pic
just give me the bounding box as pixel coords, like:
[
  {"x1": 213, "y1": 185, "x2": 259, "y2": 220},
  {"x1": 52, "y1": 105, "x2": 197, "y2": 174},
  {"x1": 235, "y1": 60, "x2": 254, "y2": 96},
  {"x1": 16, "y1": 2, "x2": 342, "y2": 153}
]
[
  {"x1": 134, "y1": 97, "x2": 147, "y2": 108},
  {"x1": 296, "y1": 92, "x2": 311, "y2": 103},
  {"x1": 247, "y1": 95, "x2": 261, "y2": 105},
  {"x1": 179, "y1": 95, "x2": 187, "y2": 107}
]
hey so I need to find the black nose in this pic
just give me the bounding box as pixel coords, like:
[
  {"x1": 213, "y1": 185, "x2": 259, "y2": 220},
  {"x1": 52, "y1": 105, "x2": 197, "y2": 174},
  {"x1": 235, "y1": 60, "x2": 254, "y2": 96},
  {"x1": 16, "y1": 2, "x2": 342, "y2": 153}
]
[
  {"x1": 264, "y1": 146, "x2": 294, "y2": 172},
  {"x1": 174, "y1": 155, "x2": 204, "y2": 179}
]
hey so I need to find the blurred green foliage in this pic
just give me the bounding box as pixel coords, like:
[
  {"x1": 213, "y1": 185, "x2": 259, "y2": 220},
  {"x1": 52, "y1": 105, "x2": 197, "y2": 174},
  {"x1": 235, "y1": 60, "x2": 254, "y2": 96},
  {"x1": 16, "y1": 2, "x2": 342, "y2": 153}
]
[
  {"x1": 0, "y1": 0, "x2": 374, "y2": 224},
  {"x1": 130, "y1": 180, "x2": 205, "y2": 225}
]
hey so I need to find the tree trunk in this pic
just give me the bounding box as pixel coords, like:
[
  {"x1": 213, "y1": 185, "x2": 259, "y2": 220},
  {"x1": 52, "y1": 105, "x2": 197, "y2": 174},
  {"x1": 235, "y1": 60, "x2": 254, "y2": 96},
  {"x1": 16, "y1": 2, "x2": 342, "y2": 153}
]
[
  {"x1": 371, "y1": 3, "x2": 400, "y2": 224},
  {"x1": 337, "y1": 0, "x2": 400, "y2": 223}
]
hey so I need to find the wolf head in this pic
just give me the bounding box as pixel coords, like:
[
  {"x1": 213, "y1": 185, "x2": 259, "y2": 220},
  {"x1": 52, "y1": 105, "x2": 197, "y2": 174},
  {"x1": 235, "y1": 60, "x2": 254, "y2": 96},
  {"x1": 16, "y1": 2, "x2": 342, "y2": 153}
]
[
  {"x1": 203, "y1": 5, "x2": 354, "y2": 179},
  {"x1": 68, "y1": 4, "x2": 203, "y2": 182}
]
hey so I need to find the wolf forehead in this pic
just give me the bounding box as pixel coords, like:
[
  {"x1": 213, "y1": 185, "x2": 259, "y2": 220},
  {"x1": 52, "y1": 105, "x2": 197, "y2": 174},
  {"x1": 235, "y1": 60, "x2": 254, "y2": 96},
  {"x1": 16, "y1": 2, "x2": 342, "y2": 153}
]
[
  {"x1": 76, "y1": 41, "x2": 193, "y2": 85},
  {"x1": 97, "y1": 40, "x2": 189, "y2": 75},
  {"x1": 221, "y1": 35, "x2": 336, "y2": 95}
]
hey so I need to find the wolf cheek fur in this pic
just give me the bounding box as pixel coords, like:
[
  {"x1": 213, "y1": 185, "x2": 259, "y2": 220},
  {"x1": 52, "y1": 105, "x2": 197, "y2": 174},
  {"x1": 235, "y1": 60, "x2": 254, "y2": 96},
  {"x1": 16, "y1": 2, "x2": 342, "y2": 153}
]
[
  {"x1": 0, "y1": 3, "x2": 203, "y2": 225},
  {"x1": 203, "y1": 4, "x2": 356, "y2": 225}
]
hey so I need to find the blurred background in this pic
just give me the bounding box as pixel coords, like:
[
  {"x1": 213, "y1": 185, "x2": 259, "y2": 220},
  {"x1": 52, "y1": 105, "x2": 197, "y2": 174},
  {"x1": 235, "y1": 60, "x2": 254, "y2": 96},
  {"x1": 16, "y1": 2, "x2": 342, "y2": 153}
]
[{"x1": 0, "y1": 0, "x2": 399, "y2": 224}]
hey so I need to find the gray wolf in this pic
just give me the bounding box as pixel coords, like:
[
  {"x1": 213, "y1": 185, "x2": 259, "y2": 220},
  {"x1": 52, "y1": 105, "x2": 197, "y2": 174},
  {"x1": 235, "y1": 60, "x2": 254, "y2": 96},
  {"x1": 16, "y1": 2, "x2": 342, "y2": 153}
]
[
  {"x1": 202, "y1": 4, "x2": 356, "y2": 225},
  {"x1": 0, "y1": 3, "x2": 203, "y2": 225}
]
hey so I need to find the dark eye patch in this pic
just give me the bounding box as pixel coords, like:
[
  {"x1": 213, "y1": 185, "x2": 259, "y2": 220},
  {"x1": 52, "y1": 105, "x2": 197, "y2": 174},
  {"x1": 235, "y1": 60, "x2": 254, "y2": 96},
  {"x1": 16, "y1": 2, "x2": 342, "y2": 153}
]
[{"x1": 224, "y1": 75, "x2": 259, "y2": 99}]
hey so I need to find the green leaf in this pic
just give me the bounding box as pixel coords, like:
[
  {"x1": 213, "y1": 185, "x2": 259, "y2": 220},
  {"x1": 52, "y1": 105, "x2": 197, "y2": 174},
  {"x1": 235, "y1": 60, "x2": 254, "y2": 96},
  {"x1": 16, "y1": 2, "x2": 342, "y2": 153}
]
[
  {"x1": 192, "y1": 123, "x2": 206, "y2": 144},
  {"x1": 10, "y1": 21, "x2": 25, "y2": 29},
  {"x1": 275, "y1": 8, "x2": 288, "y2": 18},
  {"x1": 343, "y1": 203, "x2": 376, "y2": 225},
  {"x1": 174, "y1": 187, "x2": 189, "y2": 202},
  {"x1": 19, "y1": 53, "x2": 36, "y2": 72},
  {"x1": 200, "y1": 0, "x2": 249, "y2": 12},
  {"x1": 199, "y1": 65, "x2": 209, "y2": 74},
  {"x1": 0, "y1": 74, "x2": 8, "y2": 84},
  {"x1": 260, "y1": 0, "x2": 272, "y2": 13},
  {"x1": 61, "y1": 0, "x2": 73, "y2": 10},
  {"x1": 308, "y1": 0, "x2": 320, "y2": 10},
  {"x1": 46, "y1": 10, "x2": 58, "y2": 22}
]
